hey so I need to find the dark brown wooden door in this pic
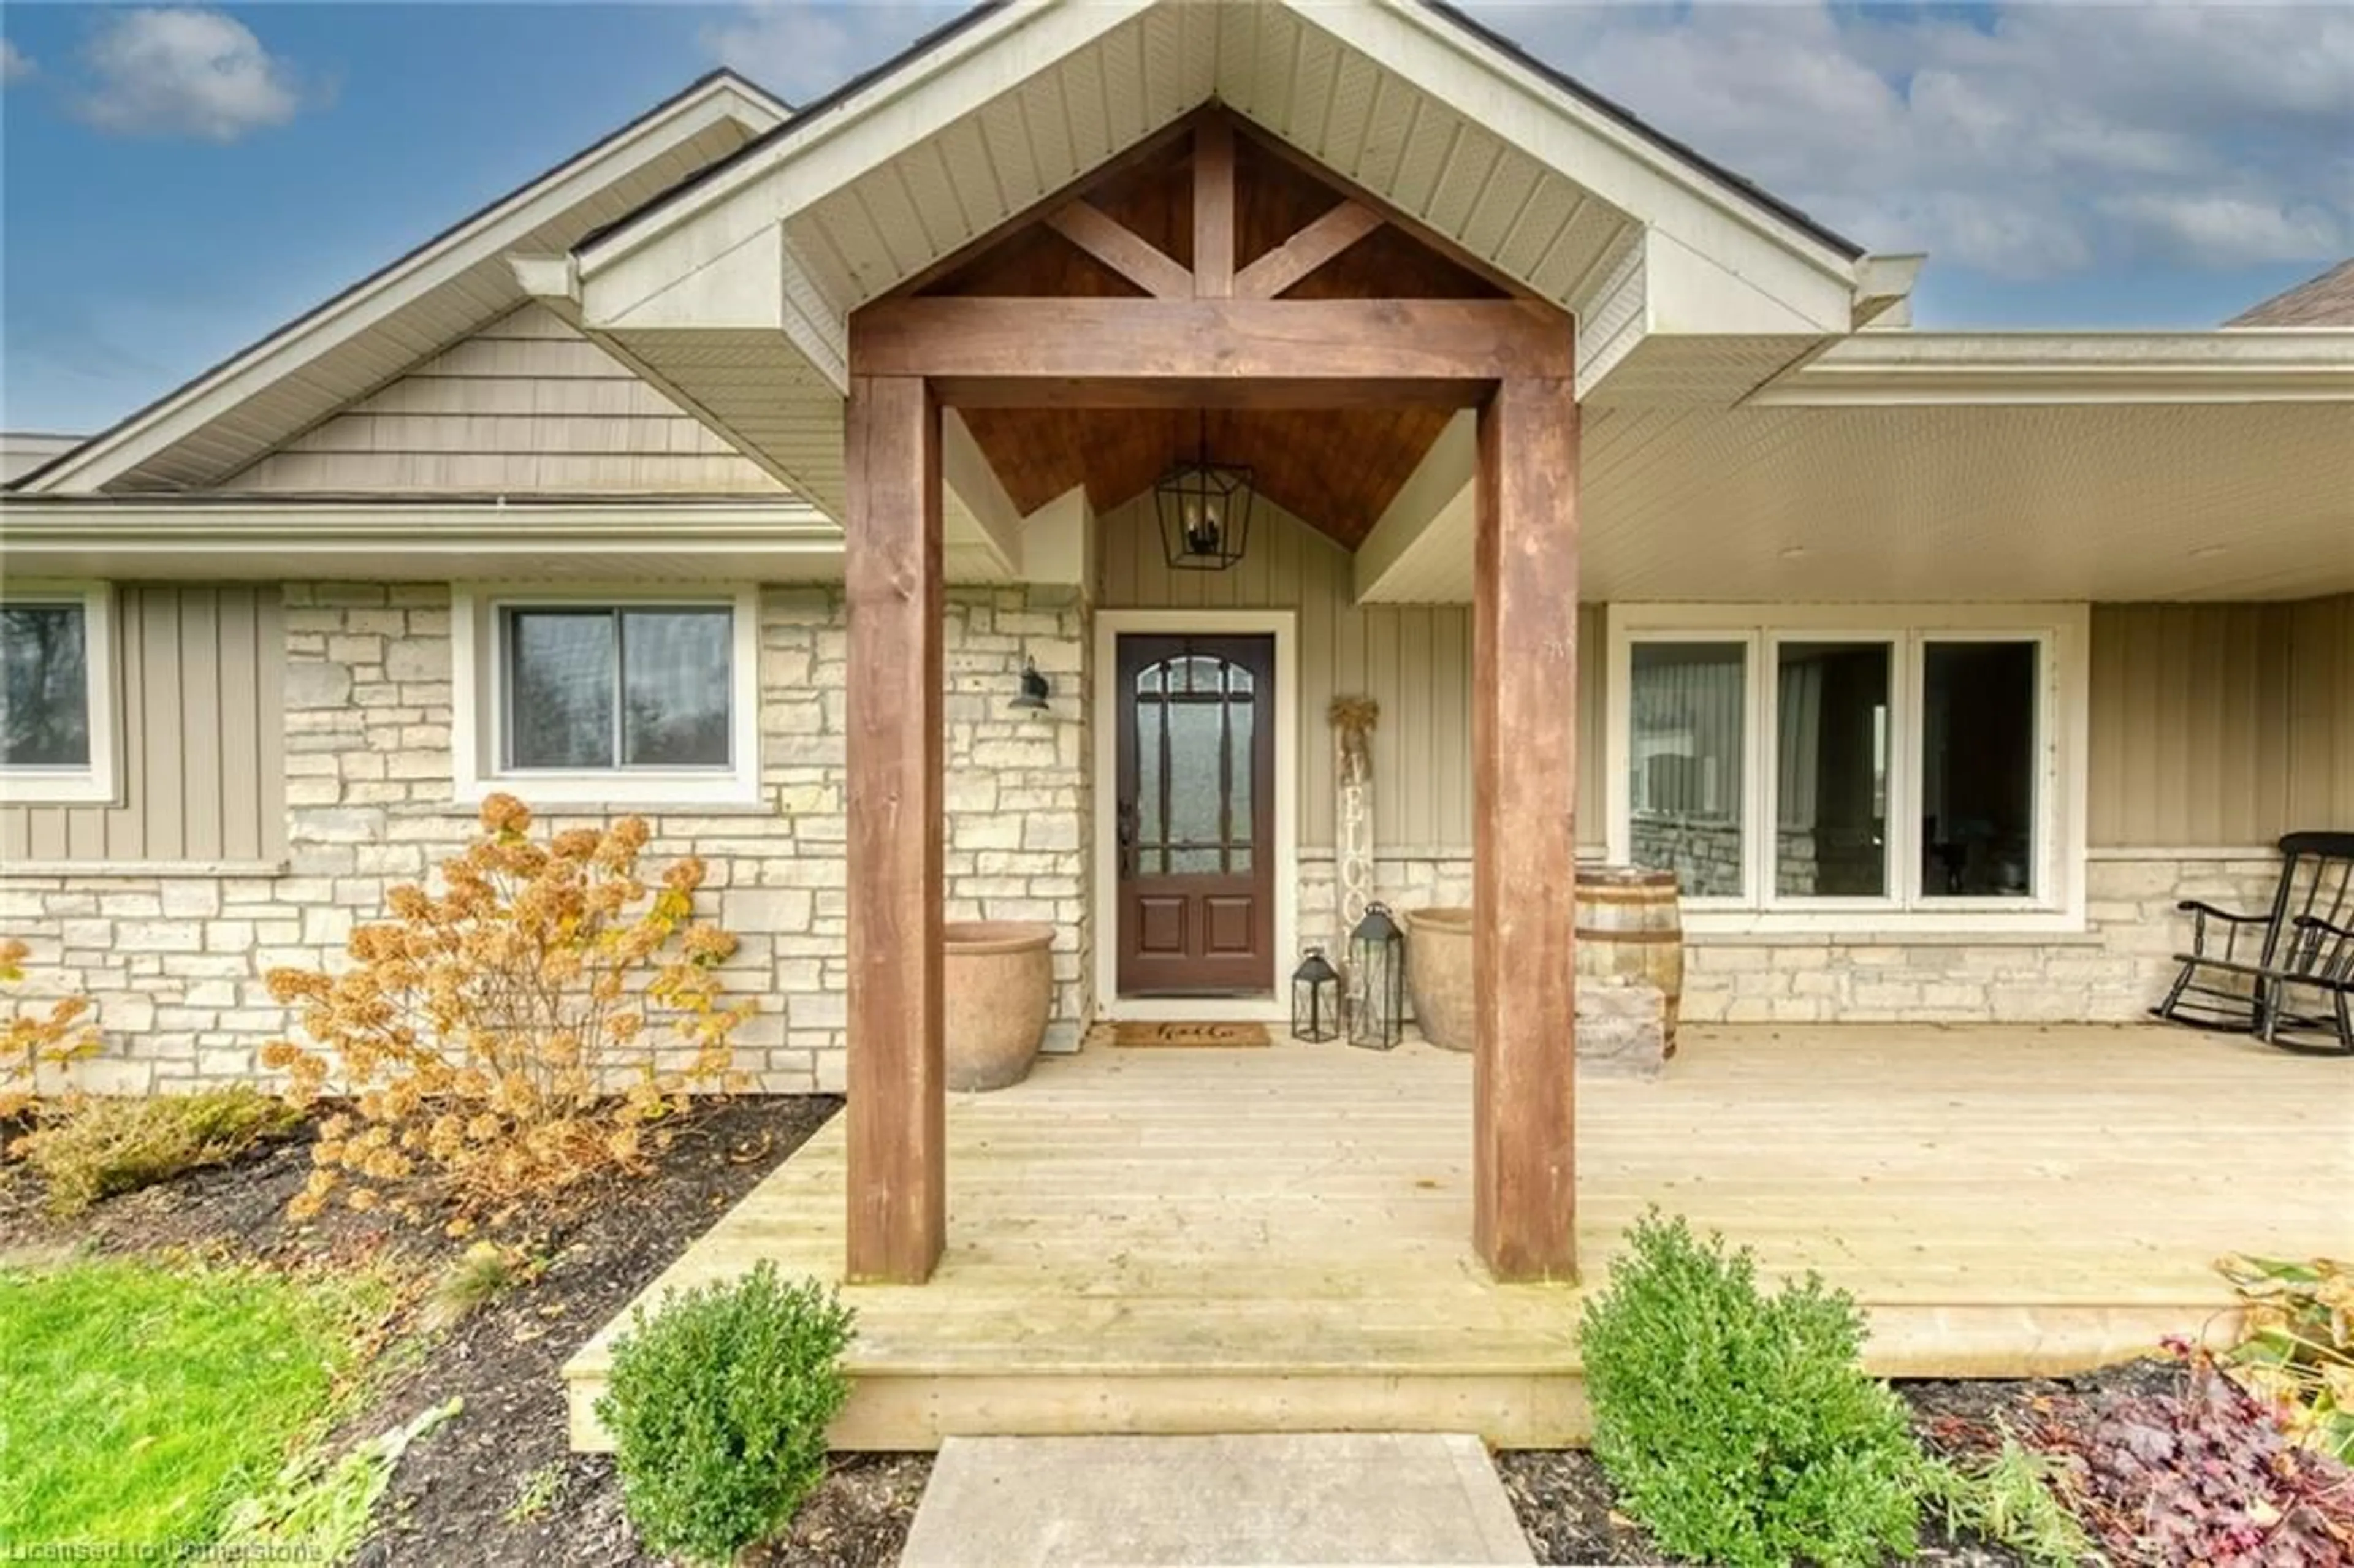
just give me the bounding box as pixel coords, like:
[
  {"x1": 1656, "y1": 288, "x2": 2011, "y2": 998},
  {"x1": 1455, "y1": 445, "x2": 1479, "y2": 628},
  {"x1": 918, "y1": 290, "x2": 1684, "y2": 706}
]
[{"x1": 1116, "y1": 634, "x2": 1276, "y2": 995}]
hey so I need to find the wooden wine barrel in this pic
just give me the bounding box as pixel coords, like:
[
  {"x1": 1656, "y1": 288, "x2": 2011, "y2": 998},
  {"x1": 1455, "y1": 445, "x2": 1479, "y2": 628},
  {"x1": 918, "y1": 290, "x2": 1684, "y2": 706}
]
[{"x1": 1575, "y1": 866, "x2": 1685, "y2": 1058}]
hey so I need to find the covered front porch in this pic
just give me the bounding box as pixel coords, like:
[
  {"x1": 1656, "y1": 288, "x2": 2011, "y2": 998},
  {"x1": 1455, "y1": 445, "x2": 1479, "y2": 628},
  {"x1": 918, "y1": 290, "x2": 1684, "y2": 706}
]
[{"x1": 565, "y1": 1024, "x2": 2354, "y2": 1451}]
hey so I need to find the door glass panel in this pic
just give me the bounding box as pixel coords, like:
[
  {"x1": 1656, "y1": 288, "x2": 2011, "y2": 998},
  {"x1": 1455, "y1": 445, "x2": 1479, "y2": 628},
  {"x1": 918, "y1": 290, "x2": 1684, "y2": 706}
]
[
  {"x1": 1164, "y1": 698, "x2": 1222, "y2": 847},
  {"x1": 1921, "y1": 641, "x2": 2038, "y2": 897},
  {"x1": 1628, "y1": 642, "x2": 1747, "y2": 897},
  {"x1": 1227, "y1": 696, "x2": 1254, "y2": 850},
  {"x1": 1130, "y1": 650, "x2": 1261, "y2": 879},
  {"x1": 1775, "y1": 642, "x2": 1890, "y2": 897},
  {"x1": 1136, "y1": 676, "x2": 1163, "y2": 854}
]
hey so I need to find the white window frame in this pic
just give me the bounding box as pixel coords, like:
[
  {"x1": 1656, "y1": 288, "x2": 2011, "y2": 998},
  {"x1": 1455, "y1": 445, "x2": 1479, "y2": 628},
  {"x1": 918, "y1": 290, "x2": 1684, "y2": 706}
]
[
  {"x1": 0, "y1": 581, "x2": 119, "y2": 805},
  {"x1": 1606, "y1": 604, "x2": 2090, "y2": 935},
  {"x1": 452, "y1": 584, "x2": 761, "y2": 807}
]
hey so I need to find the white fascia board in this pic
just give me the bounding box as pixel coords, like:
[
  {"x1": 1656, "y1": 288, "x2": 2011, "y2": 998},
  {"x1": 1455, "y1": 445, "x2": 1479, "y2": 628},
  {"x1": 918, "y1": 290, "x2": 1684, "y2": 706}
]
[
  {"x1": 597, "y1": 222, "x2": 788, "y2": 333},
  {"x1": 1750, "y1": 329, "x2": 2354, "y2": 406},
  {"x1": 22, "y1": 78, "x2": 787, "y2": 497},
  {"x1": 1354, "y1": 409, "x2": 1473, "y2": 603},
  {"x1": 573, "y1": 2, "x2": 1150, "y2": 325},
  {"x1": 1304, "y1": 1, "x2": 1859, "y2": 329},
  {"x1": 943, "y1": 410, "x2": 1024, "y2": 574},
  {"x1": 1640, "y1": 227, "x2": 1849, "y2": 338},
  {"x1": 0, "y1": 497, "x2": 837, "y2": 549},
  {"x1": 1852, "y1": 253, "x2": 1924, "y2": 329}
]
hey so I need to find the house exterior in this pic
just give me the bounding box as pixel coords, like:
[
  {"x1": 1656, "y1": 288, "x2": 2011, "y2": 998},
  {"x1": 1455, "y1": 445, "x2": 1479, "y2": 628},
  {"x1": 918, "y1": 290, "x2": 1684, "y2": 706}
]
[{"x1": 4, "y1": 2, "x2": 2350, "y2": 1278}]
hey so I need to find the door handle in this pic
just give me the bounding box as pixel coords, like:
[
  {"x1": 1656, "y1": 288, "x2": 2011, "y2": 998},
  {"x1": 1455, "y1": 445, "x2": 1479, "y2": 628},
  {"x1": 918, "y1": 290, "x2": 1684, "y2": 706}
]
[{"x1": 1118, "y1": 798, "x2": 1137, "y2": 878}]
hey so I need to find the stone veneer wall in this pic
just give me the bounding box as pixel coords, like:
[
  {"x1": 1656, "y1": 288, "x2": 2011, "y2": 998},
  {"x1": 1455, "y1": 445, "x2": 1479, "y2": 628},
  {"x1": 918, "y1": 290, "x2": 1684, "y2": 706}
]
[
  {"x1": 1297, "y1": 848, "x2": 1474, "y2": 959},
  {"x1": 0, "y1": 579, "x2": 2298, "y2": 1084},
  {"x1": 1294, "y1": 847, "x2": 2274, "y2": 1027},
  {"x1": 1676, "y1": 854, "x2": 2284, "y2": 1025},
  {"x1": 0, "y1": 582, "x2": 1089, "y2": 1093}
]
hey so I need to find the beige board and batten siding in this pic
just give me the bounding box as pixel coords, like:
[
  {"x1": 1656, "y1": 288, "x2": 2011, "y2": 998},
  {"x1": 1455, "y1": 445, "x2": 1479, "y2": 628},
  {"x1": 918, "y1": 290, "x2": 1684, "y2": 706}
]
[
  {"x1": 221, "y1": 305, "x2": 790, "y2": 495},
  {"x1": 1, "y1": 585, "x2": 285, "y2": 864},
  {"x1": 1095, "y1": 490, "x2": 1606, "y2": 851},
  {"x1": 2088, "y1": 595, "x2": 2354, "y2": 847}
]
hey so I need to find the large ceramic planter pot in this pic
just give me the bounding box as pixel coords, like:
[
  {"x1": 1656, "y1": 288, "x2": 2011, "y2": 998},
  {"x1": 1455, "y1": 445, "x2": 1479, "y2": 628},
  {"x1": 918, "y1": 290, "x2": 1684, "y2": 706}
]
[
  {"x1": 944, "y1": 921, "x2": 1056, "y2": 1091},
  {"x1": 1403, "y1": 906, "x2": 1474, "y2": 1052}
]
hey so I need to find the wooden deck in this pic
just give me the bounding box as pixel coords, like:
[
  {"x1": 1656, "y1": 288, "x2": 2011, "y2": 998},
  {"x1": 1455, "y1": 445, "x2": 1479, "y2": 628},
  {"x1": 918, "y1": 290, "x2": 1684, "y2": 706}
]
[{"x1": 566, "y1": 1024, "x2": 2353, "y2": 1451}]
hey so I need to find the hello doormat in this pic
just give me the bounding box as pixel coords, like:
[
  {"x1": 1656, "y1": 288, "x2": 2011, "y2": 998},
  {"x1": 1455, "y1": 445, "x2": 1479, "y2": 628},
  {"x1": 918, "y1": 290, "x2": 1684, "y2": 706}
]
[{"x1": 1105, "y1": 1021, "x2": 1272, "y2": 1048}]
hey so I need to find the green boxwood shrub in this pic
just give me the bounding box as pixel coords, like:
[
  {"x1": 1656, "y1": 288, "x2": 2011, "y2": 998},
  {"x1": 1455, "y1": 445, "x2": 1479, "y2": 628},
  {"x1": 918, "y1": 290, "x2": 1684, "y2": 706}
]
[
  {"x1": 595, "y1": 1262, "x2": 855, "y2": 1567},
  {"x1": 1580, "y1": 1211, "x2": 1924, "y2": 1568}
]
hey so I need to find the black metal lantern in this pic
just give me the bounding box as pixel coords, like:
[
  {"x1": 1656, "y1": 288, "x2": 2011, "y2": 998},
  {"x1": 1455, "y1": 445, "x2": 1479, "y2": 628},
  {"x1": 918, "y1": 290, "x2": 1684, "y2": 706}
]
[
  {"x1": 1347, "y1": 902, "x2": 1405, "y2": 1051},
  {"x1": 1291, "y1": 947, "x2": 1343, "y2": 1042},
  {"x1": 1154, "y1": 412, "x2": 1253, "y2": 572}
]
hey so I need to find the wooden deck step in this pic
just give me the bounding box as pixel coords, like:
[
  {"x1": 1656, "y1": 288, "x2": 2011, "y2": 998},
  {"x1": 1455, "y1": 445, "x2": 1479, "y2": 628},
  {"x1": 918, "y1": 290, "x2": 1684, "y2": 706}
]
[{"x1": 564, "y1": 1026, "x2": 2352, "y2": 1451}]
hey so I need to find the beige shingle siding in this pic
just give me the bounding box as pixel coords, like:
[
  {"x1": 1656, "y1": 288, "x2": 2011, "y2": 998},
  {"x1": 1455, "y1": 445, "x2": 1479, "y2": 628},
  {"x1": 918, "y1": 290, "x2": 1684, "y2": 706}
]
[{"x1": 219, "y1": 305, "x2": 787, "y2": 496}]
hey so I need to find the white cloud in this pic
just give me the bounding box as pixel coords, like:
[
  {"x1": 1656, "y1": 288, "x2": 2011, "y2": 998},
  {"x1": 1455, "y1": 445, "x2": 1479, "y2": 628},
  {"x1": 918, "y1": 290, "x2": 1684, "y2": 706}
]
[
  {"x1": 1, "y1": 39, "x2": 33, "y2": 86},
  {"x1": 693, "y1": 0, "x2": 2351, "y2": 281},
  {"x1": 701, "y1": 2, "x2": 958, "y2": 106},
  {"x1": 1460, "y1": 1, "x2": 2352, "y2": 279},
  {"x1": 76, "y1": 7, "x2": 305, "y2": 142}
]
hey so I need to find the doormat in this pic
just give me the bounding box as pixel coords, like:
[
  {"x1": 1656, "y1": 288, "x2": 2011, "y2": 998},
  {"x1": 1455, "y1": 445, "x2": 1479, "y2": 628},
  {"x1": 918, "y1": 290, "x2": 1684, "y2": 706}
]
[{"x1": 1107, "y1": 1021, "x2": 1272, "y2": 1048}]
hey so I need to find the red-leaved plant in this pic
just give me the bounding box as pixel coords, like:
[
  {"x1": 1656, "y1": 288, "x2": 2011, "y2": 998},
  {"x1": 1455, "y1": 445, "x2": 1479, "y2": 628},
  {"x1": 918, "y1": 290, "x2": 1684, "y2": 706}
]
[{"x1": 2057, "y1": 1345, "x2": 2354, "y2": 1567}]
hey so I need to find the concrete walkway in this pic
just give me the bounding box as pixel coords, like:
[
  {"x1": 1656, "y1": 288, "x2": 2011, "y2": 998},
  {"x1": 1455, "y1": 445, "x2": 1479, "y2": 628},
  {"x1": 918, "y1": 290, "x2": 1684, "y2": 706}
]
[{"x1": 898, "y1": 1433, "x2": 1536, "y2": 1567}]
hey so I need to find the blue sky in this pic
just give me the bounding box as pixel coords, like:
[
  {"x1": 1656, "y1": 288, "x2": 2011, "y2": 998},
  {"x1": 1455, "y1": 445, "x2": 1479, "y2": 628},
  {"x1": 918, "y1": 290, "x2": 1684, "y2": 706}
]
[{"x1": 2, "y1": 2, "x2": 2347, "y2": 435}]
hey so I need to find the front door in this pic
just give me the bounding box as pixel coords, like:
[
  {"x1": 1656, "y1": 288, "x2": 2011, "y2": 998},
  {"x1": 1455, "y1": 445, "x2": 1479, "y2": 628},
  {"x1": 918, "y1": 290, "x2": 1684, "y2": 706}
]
[{"x1": 1116, "y1": 634, "x2": 1276, "y2": 995}]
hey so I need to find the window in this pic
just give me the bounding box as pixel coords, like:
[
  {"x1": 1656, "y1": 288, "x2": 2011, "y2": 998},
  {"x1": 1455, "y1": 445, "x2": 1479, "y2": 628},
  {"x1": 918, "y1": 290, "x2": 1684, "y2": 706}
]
[
  {"x1": 1609, "y1": 606, "x2": 2085, "y2": 929},
  {"x1": 0, "y1": 585, "x2": 116, "y2": 804},
  {"x1": 1628, "y1": 641, "x2": 1747, "y2": 897},
  {"x1": 454, "y1": 588, "x2": 759, "y2": 806}
]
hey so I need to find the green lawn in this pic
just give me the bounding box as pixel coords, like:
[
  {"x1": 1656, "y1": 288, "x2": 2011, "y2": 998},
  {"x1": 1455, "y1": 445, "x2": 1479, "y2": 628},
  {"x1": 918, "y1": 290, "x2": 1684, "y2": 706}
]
[{"x1": 0, "y1": 1257, "x2": 376, "y2": 1547}]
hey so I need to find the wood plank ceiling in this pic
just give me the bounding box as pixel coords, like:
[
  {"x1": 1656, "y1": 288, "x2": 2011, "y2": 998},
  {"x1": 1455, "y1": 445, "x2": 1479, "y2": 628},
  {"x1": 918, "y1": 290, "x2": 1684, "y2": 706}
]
[{"x1": 925, "y1": 115, "x2": 1502, "y2": 549}]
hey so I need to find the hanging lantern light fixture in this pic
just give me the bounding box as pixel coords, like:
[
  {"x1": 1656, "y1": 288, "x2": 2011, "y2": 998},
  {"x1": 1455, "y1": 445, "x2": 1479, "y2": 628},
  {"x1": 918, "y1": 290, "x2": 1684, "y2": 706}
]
[{"x1": 1155, "y1": 411, "x2": 1253, "y2": 572}]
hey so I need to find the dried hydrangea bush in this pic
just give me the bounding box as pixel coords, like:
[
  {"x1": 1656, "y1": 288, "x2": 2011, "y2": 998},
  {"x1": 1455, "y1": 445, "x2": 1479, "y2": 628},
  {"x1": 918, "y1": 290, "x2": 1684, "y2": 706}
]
[
  {"x1": 1, "y1": 935, "x2": 102, "y2": 1124},
  {"x1": 264, "y1": 794, "x2": 753, "y2": 1220}
]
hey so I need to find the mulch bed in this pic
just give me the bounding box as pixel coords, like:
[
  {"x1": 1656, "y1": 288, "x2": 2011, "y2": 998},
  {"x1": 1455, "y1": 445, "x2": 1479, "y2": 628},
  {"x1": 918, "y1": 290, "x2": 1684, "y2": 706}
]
[
  {"x1": 1500, "y1": 1361, "x2": 2182, "y2": 1566},
  {"x1": 2, "y1": 1094, "x2": 934, "y2": 1568}
]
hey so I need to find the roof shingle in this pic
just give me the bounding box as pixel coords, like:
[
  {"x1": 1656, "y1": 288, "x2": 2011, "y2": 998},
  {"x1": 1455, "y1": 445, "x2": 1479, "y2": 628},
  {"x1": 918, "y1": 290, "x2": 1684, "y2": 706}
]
[{"x1": 2226, "y1": 259, "x2": 2354, "y2": 327}]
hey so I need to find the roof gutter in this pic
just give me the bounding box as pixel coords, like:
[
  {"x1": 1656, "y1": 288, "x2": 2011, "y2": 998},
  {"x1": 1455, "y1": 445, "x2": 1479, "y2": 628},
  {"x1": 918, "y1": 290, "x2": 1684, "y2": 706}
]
[
  {"x1": 0, "y1": 497, "x2": 842, "y2": 560},
  {"x1": 1746, "y1": 329, "x2": 2354, "y2": 406}
]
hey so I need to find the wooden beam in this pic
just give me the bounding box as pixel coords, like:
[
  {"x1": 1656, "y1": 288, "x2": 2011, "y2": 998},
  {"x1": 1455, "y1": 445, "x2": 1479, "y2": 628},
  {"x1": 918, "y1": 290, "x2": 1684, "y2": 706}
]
[
  {"x1": 1472, "y1": 374, "x2": 1580, "y2": 1283},
  {"x1": 1234, "y1": 202, "x2": 1385, "y2": 300},
  {"x1": 1046, "y1": 201, "x2": 1193, "y2": 300},
  {"x1": 1193, "y1": 118, "x2": 1235, "y2": 299},
  {"x1": 1233, "y1": 118, "x2": 1538, "y2": 302},
  {"x1": 929, "y1": 376, "x2": 1482, "y2": 411},
  {"x1": 850, "y1": 297, "x2": 1573, "y2": 384},
  {"x1": 845, "y1": 373, "x2": 946, "y2": 1284},
  {"x1": 888, "y1": 107, "x2": 1213, "y2": 300}
]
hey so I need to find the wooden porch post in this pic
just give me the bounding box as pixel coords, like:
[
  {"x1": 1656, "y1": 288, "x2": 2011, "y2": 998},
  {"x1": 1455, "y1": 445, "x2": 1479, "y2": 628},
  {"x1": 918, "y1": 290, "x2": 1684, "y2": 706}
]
[
  {"x1": 1472, "y1": 375, "x2": 1580, "y2": 1282},
  {"x1": 844, "y1": 373, "x2": 947, "y2": 1283}
]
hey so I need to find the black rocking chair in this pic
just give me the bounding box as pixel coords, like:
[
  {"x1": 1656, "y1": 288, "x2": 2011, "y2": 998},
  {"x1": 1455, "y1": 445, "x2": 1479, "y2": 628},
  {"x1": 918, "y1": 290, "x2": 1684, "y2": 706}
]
[{"x1": 2152, "y1": 830, "x2": 2354, "y2": 1056}]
